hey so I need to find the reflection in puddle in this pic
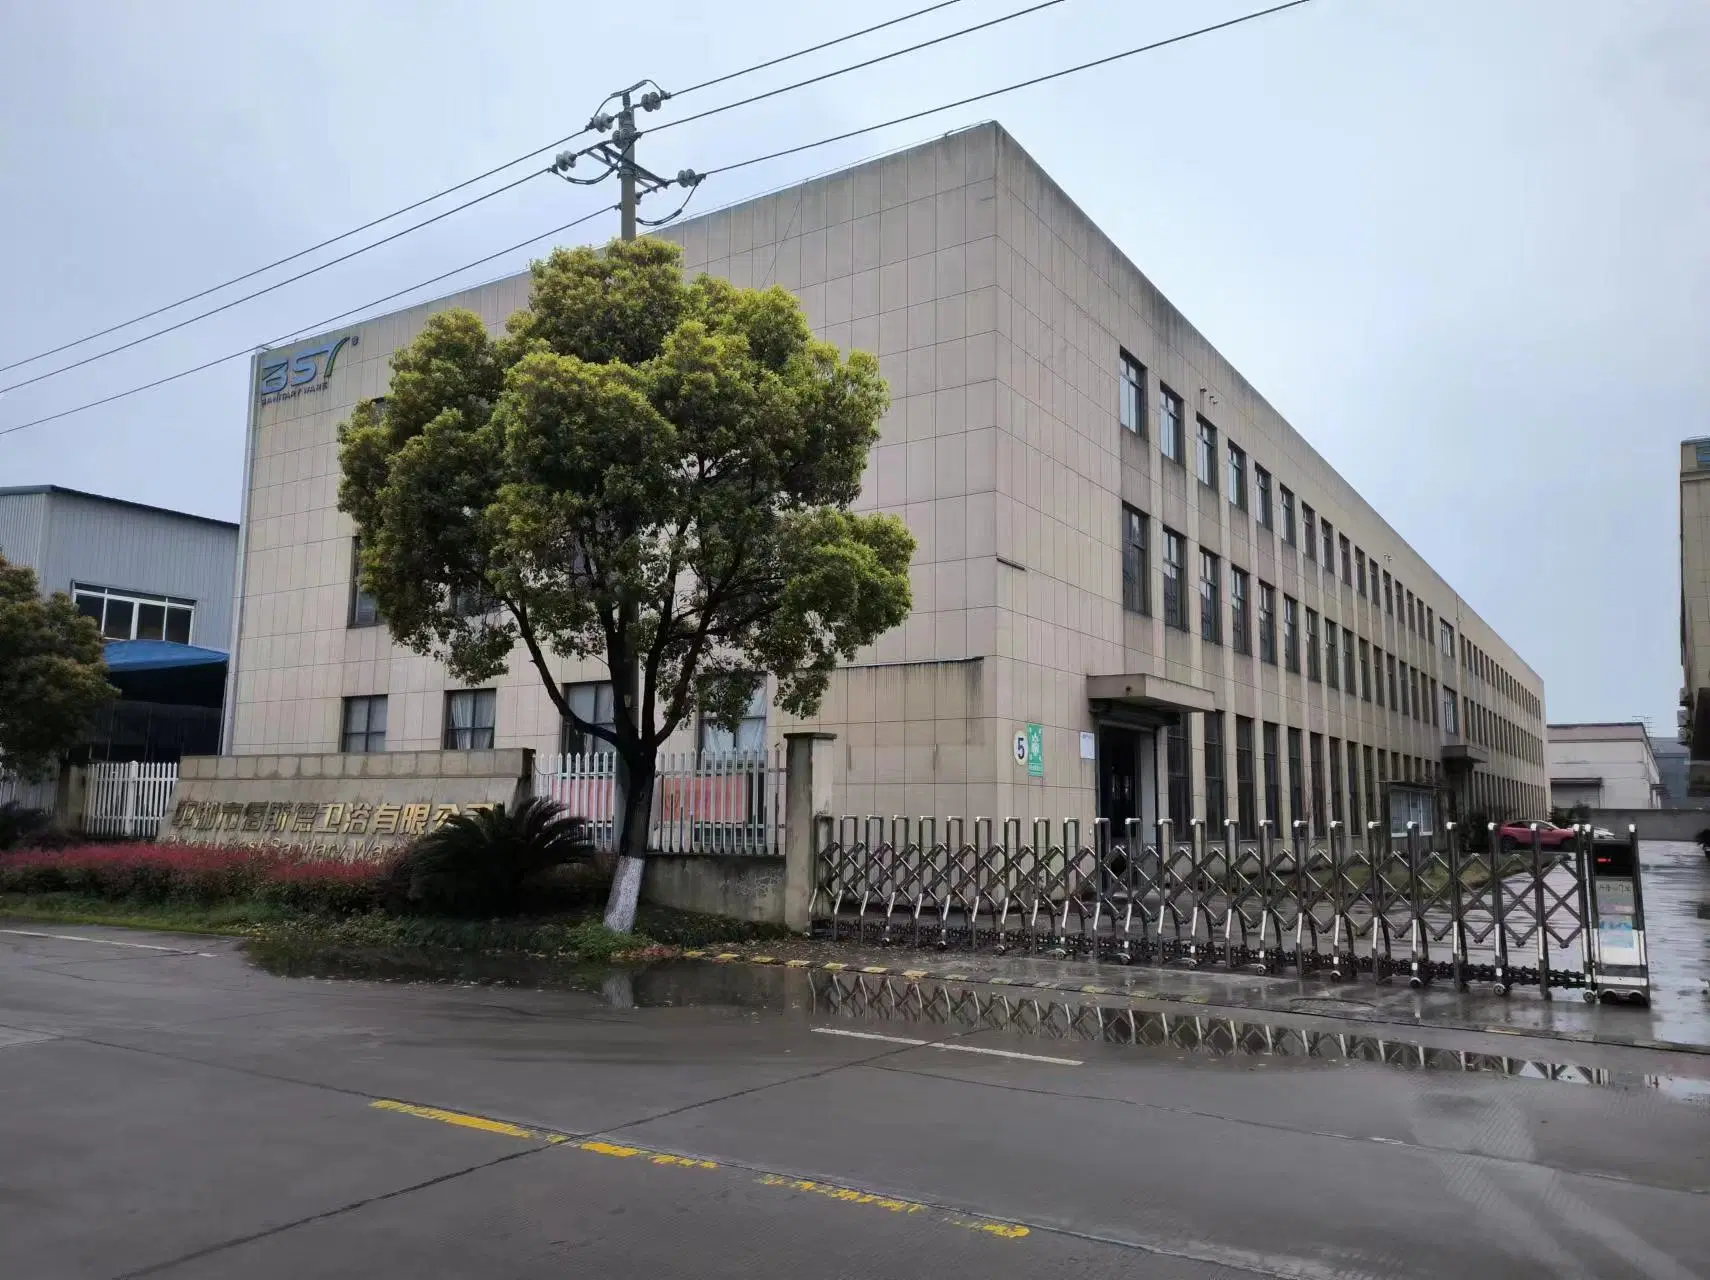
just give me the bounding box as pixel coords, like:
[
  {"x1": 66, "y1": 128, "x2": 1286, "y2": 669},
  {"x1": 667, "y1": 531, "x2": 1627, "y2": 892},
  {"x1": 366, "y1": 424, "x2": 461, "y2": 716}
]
[{"x1": 250, "y1": 945, "x2": 1710, "y2": 1103}]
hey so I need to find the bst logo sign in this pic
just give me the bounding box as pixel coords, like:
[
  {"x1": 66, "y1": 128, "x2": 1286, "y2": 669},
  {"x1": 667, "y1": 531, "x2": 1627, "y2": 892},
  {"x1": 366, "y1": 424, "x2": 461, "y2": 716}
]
[{"x1": 259, "y1": 334, "x2": 357, "y2": 403}]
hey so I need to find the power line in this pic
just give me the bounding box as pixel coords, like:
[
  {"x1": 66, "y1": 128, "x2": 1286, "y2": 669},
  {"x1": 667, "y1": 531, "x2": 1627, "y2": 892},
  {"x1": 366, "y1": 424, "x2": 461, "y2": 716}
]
[
  {"x1": 704, "y1": 0, "x2": 1317, "y2": 178},
  {"x1": 654, "y1": 0, "x2": 1064, "y2": 137},
  {"x1": 0, "y1": 1, "x2": 971, "y2": 378},
  {"x1": 0, "y1": 204, "x2": 618, "y2": 441},
  {"x1": 0, "y1": 168, "x2": 555, "y2": 398},
  {"x1": 0, "y1": 0, "x2": 1316, "y2": 442},
  {"x1": 674, "y1": 0, "x2": 966, "y2": 97}
]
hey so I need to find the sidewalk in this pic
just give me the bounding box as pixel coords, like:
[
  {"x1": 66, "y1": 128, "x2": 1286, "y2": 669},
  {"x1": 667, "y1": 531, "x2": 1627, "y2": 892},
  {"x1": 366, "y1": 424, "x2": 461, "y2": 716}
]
[{"x1": 695, "y1": 840, "x2": 1710, "y2": 1056}]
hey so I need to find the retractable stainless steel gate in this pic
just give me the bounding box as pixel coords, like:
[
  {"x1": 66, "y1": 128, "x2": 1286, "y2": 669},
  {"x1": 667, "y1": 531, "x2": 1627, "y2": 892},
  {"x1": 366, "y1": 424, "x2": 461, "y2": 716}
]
[{"x1": 811, "y1": 816, "x2": 1616, "y2": 996}]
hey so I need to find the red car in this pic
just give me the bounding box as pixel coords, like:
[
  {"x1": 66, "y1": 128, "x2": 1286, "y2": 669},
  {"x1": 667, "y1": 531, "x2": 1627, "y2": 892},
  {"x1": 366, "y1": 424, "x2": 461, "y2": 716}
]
[{"x1": 1496, "y1": 820, "x2": 1577, "y2": 851}]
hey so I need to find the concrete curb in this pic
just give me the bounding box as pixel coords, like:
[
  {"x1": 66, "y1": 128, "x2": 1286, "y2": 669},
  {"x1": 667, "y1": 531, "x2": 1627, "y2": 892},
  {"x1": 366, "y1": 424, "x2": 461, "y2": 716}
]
[{"x1": 676, "y1": 949, "x2": 1710, "y2": 1059}]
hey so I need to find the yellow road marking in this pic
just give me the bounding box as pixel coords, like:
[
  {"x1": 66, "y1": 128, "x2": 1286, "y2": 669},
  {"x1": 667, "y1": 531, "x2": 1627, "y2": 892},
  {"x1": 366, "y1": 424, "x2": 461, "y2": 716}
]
[
  {"x1": 370, "y1": 1099, "x2": 547, "y2": 1141},
  {"x1": 860, "y1": 965, "x2": 890, "y2": 974},
  {"x1": 750, "y1": 955, "x2": 776, "y2": 964},
  {"x1": 901, "y1": 969, "x2": 930, "y2": 980},
  {"x1": 374, "y1": 1099, "x2": 1023, "y2": 1240},
  {"x1": 758, "y1": 1174, "x2": 1028, "y2": 1239},
  {"x1": 785, "y1": 959, "x2": 811, "y2": 968},
  {"x1": 715, "y1": 952, "x2": 741, "y2": 961}
]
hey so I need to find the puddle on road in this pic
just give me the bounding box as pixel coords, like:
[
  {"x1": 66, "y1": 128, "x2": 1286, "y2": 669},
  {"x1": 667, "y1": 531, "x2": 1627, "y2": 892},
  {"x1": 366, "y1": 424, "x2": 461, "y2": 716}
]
[{"x1": 252, "y1": 943, "x2": 1710, "y2": 1104}]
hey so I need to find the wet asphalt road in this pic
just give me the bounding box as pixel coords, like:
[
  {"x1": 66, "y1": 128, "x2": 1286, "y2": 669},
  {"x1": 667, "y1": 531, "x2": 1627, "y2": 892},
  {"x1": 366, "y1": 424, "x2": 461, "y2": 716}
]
[{"x1": 3, "y1": 923, "x2": 1710, "y2": 1280}]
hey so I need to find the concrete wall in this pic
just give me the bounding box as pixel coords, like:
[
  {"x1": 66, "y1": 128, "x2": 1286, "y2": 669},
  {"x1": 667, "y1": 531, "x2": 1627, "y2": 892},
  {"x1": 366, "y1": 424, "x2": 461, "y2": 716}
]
[
  {"x1": 641, "y1": 854, "x2": 786, "y2": 925},
  {"x1": 1589, "y1": 808, "x2": 1710, "y2": 842}
]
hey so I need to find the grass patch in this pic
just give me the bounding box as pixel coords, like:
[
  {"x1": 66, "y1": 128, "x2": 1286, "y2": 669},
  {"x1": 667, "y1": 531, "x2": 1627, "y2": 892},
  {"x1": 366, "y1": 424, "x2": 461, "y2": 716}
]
[{"x1": 0, "y1": 892, "x2": 290, "y2": 936}]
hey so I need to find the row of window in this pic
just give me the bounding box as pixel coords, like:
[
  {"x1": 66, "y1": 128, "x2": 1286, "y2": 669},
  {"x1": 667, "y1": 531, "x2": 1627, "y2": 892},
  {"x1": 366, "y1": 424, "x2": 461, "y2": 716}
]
[
  {"x1": 1117, "y1": 351, "x2": 1542, "y2": 720},
  {"x1": 73, "y1": 582, "x2": 195, "y2": 645},
  {"x1": 339, "y1": 681, "x2": 769, "y2": 755},
  {"x1": 1462, "y1": 634, "x2": 1540, "y2": 720},
  {"x1": 1167, "y1": 713, "x2": 1542, "y2": 839},
  {"x1": 1122, "y1": 503, "x2": 1466, "y2": 729}
]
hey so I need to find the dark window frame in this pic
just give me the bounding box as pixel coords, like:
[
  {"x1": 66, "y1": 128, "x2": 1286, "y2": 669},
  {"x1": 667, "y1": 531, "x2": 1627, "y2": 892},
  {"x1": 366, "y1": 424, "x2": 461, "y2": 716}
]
[
  {"x1": 1236, "y1": 716, "x2": 1257, "y2": 840},
  {"x1": 1199, "y1": 549, "x2": 1222, "y2": 644},
  {"x1": 1121, "y1": 504, "x2": 1150, "y2": 615},
  {"x1": 1258, "y1": 582, "x2": 1277, "y2": 664},
  {"x1": 1162, "y1": 528, "x2": 1188, "y2": 630},
  {"x1": 1159, "y1": 383, "x2": 1185, "y2": 463},
  {"x1": 341, "y1": 694, "x2": 387, "y2": 754},
  {"x1": 1230, "y1": 566, "x2": 1251, "y2": 655},
  {"x1": 1119, "y1": 350, "x2": 1146, "y2": 437},
  {"x1": 443, "y1": 688, "x2": 497, "y2": 750}
]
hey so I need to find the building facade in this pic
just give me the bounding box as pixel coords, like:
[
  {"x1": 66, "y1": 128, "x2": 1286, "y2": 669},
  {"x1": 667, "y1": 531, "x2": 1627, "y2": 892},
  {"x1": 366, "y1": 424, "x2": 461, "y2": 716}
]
[
  {"x1": 0, "y1": 484, "x2": 239, "y2": 761},
  {"x1": 1547, "y1": 722, "x2": 1661, "y2": 812},
  {"x1": 1680, "y1": 438, "x2": 1710, "y2": 790},
  {"x1": 227, "y1": 123, "x2": 1548, "y2": 834},
  {"x1": 1651, "y1": 735, "x2": 1692, "y2": 807}
]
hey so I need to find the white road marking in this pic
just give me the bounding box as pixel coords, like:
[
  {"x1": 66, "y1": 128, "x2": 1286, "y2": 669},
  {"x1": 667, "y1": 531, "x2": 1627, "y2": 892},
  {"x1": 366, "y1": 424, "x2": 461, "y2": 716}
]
[
  {"x1": 0, "y1": 928, "x2": 214, "y2": 957},
  {"x1": 812, "y1": 1026, "x2": 1082, "y2": 1066}
]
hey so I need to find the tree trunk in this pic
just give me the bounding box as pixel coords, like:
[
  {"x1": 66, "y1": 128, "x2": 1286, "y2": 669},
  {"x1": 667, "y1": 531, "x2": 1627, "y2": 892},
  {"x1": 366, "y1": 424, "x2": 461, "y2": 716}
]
[{"x1": 602, "y1": 750, "x2": 656, "y2": 933}]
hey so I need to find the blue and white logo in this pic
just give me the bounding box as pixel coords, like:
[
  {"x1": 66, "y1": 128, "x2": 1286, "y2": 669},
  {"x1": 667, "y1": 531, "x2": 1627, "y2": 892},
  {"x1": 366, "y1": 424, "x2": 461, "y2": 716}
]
[{"x1": 259, "y1": 334, "x2": 357, "y2": 402}]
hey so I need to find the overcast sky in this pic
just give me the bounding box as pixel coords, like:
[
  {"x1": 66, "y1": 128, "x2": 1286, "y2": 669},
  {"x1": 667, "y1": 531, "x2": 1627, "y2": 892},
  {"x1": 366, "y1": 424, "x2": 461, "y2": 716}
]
[{"x1": 2, "y1": 0, "x2": 1705, "y2": 730}]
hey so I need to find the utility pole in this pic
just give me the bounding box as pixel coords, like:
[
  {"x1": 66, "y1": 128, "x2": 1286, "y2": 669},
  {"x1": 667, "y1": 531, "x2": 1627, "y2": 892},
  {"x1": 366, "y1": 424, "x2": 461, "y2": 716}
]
[
  {"x1": 555, "y1": 81, "x2": 700, "y2": 244},
  {"x1": 552, "y1": 80, "x2": 702, "y2": 931}
]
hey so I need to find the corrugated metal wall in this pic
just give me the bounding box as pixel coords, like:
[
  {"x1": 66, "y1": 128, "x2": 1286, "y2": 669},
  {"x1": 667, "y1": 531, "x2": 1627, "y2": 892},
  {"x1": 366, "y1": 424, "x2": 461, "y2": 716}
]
[
  {"x1": 0, "y1": 491, "x2": 49, "y2": 573},
  {"x1": 35, "y1": 492, "x2": 239, "y2": 651}
]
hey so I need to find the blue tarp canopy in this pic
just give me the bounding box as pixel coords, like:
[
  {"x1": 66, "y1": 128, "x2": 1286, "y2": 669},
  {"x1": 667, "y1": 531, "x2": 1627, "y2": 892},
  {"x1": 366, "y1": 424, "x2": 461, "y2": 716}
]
[{"x1": 103, "y1": 639, "x2": 228, "y2": 672}]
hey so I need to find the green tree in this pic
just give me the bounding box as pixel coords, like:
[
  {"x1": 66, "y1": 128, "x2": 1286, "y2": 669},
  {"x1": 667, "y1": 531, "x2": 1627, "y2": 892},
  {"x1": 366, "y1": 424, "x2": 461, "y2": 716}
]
[
  {"x1": 0, "y1": 555, "x2": 117, "y2": 780},
  {"x1": 339, "y1": 238, "x2": 913, "y2": 931}
]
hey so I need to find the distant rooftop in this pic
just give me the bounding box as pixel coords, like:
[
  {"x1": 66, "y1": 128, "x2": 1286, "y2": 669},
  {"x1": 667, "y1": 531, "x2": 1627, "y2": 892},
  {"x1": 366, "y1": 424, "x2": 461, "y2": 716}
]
[{"x1": 0, "y1": 485, "x2": 237, "y2": 531}]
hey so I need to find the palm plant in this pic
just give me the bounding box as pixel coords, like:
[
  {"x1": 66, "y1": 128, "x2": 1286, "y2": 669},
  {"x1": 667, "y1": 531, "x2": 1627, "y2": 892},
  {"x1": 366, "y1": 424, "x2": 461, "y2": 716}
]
[{"x1": 385, "y1": 796, "x2": 593, "y2": 917}]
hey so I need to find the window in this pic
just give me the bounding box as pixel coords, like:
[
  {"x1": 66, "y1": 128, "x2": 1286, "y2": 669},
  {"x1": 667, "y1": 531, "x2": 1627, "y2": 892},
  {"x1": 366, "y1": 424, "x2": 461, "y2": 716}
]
[
  {"x1": 1287, "y1": 728, "x2": 1304, "y2": 833},
  {"x1": 1199, "y1": 550, "x2": 1222, "y2": 643},
  {"x1": 1383, "y1": 571, "x2": 1394, "y2": 615},
  {"x1": 72, "y1": 582, "x2": 195, "y2": 643},
  {"x1": 1398, "y1": 661, "x2": 1410, "y2": 717},
  {"x1": 341, "y1": 695, "x2": 387, "y2": 753},
  {"x1": 1387, "y1": 653, "x2": 1399, "y2": 709},
  {"x1": 1119, "y1": 351, "x2": 1145, "y2": 436},
  {"x1": 1377, "y1": 747, "x2": 1388, "y2": 790},
  {"x1": 1204, "y1": 712, "x2": 1226, "y2": 833},
  {"x1": 1230, "y1": 567, "x2": 1251, "y2": 654},
  {"x1": 1255, "y1": 465, "x2": 1273, "y2": 529},
  {"x1": 443, "y1": 689, "x2": 497, "y2": 750},
  {"x1": 1227, "y1": 442, "x2": 1248, "y2": 509},
  {"x1": 1282, "y1": 595, "x2": 1300, "y2": 673},
  {"x1": 1402, "y1": 662, "x2": 1414, "y2": 717},
  {"x1": 562, "y1": 680, "x2": 616, "y2": 755},
  {"x1": 1162, "y1": 529, "x2": 1187, "y2": 629},
  {"x1": 1121, "y1": 505, "x2": 1150, "y2": 614},
  {"x1": 1309, "y1": 732, "x2": 1327, "y2": 838},
  {"x1": 1280, "y1": 486, "x2": 1296, "y2": 546},
  {"x1": 1412, "y1": 669, "x2": 1423, "y2": 721},
  {"x1": 1321, "y1": 518, "x2": 1335, "y2": 568},
  {"x1": 1302, "y1": 504, "x2": 1317, "y2": 561},
  {"x1": 1159, "y1": 384, "x2": 1184, "y2": 462},
  {"x1": 1360, "y1": 639, "x2": 1372, "y2": 700},
  {"x1": 1195, "y1": 417, "x2": 1218, "y2": 489},
  {"x1": 1339, "y1": 535, "x2": 1352, "y2": 585},
  {"x1": 1428, "y1": 677, "x2": 1439, "y2": 727},
  {"x1": 1258, "y1": 582, "x2": 1277, "y2": 664},
  {"x1": 1348, "y1": 740, "x2": 1362, "y2": 832},
  {"x1": 348, "y1": 540, "x2": 380, "y2": 628},
  {"x1": 1236, "y1": 717, "x2": 1257, "y2": 839},
  {"x1": 1166, "y1": 721, "x2": 1192, "y2": 825},
  {"x1": 1363, "y1": 747, "x2": 1377, "y2": 834},
  {"x1": 1306, "y1": 609, "x2": 1322, "y2": 682},
  {"x1": 1339, "y1": 629, "x2": 1353, "y2": 691},
  {"x1": 1426, "y1": 606, "x2": 1435, "y2": 640},
  {"x1": 1374, "y1": 646, "x2": 1385, "y2": 707},
  {"x1": 1406, "y1": 591, "x2": 1416, "y2": 632},
  {"x1": 700, "y1": 681, "x2": 768, "y2": 753},
  {"x1": 1329, "y1": 738, "x2": 1345, "y2": 826},
  {"x1": 1263, "y1": 722, "x2": 1282, "y2": 830},
  {"x1": 1356, "y1": 549, "x2": 1368, "y2": 597}
]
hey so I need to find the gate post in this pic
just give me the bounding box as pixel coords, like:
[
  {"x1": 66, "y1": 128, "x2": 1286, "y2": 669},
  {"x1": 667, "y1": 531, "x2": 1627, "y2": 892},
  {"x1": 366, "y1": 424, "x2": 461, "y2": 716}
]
[{"x1": 783, "y1": 733, "x2": 837, "y2": 934}]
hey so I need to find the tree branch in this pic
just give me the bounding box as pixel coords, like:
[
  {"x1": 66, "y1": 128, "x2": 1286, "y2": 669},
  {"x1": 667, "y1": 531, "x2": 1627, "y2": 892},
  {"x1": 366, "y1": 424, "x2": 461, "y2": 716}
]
[{"x1": 508, "y1": 594, "x2": 618, "y2": 749}]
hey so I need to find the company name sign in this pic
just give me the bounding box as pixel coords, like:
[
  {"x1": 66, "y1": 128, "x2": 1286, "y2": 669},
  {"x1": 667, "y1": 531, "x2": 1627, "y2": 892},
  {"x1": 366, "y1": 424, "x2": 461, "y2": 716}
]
[{"x1": 258, "y1": 334, "x2": 357, "y2": 405}]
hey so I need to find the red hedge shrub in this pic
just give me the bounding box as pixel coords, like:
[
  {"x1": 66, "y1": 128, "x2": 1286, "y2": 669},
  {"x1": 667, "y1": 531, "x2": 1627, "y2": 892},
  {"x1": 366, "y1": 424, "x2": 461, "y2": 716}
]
[{"x1": 0, "y1": 844, "x2": 391, "y2": 915}]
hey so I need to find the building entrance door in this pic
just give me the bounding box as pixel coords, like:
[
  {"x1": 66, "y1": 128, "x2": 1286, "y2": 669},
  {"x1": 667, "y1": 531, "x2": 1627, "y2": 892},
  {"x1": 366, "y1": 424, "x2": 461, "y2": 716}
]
[{"x1": 1098, "y1": 727, "x2": 1140, "y2": 830}]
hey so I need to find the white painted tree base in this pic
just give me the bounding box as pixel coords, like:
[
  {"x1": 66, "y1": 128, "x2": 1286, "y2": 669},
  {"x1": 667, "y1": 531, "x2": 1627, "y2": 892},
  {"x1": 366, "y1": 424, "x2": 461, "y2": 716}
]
[{"x1": 603, "y1": 854, "x2": 645, "y2": 933}]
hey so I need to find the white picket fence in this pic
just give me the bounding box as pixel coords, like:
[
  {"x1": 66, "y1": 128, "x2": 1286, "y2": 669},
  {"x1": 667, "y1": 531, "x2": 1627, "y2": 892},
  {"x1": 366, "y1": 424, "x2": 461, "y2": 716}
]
[
  {"x1": 0, "y1": 770, "x2": 60, "y2": 813},
  {"x1": 534, "y1": 748, "x2": 785, "y2": 856},
  {"x1": 83, "y1": 761, "x2": 180, "y2": 839}
]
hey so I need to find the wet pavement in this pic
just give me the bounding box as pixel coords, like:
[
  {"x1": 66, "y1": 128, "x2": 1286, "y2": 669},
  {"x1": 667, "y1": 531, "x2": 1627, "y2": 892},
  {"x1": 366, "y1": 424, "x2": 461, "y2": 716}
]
[
  {"x1": 702, "y1": 839, "x2": 1710, "y2": 1053},
  {"x1": 5, "y1": 919, "x2": 1710, "y2": 1278}
]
